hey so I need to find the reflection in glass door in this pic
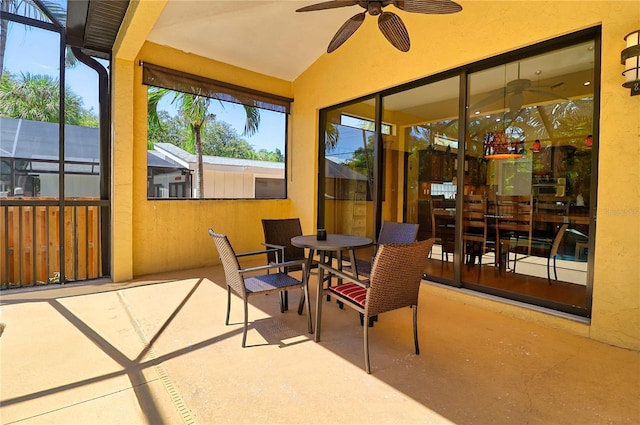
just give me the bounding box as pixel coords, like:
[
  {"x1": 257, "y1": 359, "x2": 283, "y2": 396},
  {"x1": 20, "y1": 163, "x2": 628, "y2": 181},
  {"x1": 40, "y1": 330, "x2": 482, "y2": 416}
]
[
  {"x1": 464, "y1": 41, "x2": 595, "y2": 312},
  {"x1": 317, "y1": 30, "x2": 597, "y2": 317},
  {"x1": 320, "y1": 98, "x2": 377, "y2": 243},
  {"x1": 382, "y1": 76, "x2": 460, "y2": 283}
]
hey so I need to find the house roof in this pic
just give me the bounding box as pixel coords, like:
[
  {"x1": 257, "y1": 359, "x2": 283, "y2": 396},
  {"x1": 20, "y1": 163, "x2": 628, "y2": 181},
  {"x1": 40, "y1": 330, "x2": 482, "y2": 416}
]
[
  {"x1": 0, "y1": 117, "x2": 185, "y2": 172},
  {"x1": 153, "y1": 143, "x2": 284, "y2": 170},
  {"x1": 325, "y1": 157, "x2": 369, "y2": 181},
  {"x1": 0, "y1": 117, "x2": 99, "y2": 162}
]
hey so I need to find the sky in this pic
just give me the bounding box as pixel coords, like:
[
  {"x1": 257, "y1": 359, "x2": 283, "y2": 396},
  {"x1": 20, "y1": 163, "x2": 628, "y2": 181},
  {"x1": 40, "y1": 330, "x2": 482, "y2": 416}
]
[{"x1": 4, "y1": 18, "x2": 285, "y2": 153}]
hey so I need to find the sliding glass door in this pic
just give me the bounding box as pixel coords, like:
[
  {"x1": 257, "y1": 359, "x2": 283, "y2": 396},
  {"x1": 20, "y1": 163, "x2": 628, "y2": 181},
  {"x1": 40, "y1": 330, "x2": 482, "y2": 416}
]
[
  {"x1": 319, "y1": 96, "x2": 378, "y2": 242},
  {"x1": 318, "y1": 28, "x2": 598, "y2": 317},
  {"x1": 381, "y1": 77, "x2": 461, "y2": 283},
  {"x1": 463, "y1": 41, "x2": 595, "y2": 311}
]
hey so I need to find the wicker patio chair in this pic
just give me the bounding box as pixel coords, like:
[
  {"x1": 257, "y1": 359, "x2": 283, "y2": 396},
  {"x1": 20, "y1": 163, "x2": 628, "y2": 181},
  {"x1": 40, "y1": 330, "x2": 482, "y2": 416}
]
[
  {"x1": 208, "y1": 229, "x2": 313, "y2": 347},
  {"x1": 346, "y1": 220, "x2": 419, "y2": 278},
  {"x1": 261, "y1": 218, "x2": 309, "y2": 313},
  {"x1": 318, "y1": 238, "x2": 434, "y2": 373}
]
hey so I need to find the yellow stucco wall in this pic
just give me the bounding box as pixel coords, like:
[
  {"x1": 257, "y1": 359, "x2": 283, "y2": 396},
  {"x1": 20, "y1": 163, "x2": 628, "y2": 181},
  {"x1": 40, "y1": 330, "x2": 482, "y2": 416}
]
[
  {"x1": 113, "y1": 23, "x2": 297, "y2": 277},
  {"x1": 133, "y1": 44, "x2": 297, "y2": 277},
  {"x1": 114, "y1": 1, "x2": 639, "y2": 350}
]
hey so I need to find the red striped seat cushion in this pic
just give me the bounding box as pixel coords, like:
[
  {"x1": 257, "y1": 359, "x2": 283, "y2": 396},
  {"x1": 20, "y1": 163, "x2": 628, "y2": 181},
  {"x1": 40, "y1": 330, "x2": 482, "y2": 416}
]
[{"x1": 329, "y1": 282, "x2": 368, "y2": 306}]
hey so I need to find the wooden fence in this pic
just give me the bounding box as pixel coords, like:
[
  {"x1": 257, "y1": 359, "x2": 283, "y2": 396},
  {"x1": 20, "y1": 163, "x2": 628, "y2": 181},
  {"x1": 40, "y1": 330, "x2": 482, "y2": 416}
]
[{"x1": 0, "y1": 197, "x2": 104, "y2": 288}]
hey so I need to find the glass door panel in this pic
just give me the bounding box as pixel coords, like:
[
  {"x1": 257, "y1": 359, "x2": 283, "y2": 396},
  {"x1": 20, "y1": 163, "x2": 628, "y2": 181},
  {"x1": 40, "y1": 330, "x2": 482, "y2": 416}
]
[
  {"x1": 465, "y1": 41, "x2": 595, "y2": 311},
  {"x1": 382, "y1": 76, "x2": 460, "y2": 283},
  {"x1": 321, "y1": 99, "x2": 377, "y2": 242}
]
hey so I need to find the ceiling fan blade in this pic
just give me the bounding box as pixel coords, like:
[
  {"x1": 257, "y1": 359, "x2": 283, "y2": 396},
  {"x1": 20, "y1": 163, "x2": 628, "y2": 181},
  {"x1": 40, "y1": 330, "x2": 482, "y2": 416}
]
[
  {"x1": 469, "y1": 88, "x2": 508, "y2": 111},
  {"x1": 378, "y1": 12, "x2": 410, "y2": 52},
  {"x1": 393, "y1": 0, "x2": 463, "y2": 14},
  {"x1": 296, "y1": 1, "x2": 359, "y2": 12},
  {"x1": 327, "y1": 12, "x2": 366, "y2": 53},
  {"x1": 524, "y1": 88, "x2": 569, "y2": 101},
  {"x1": 509, "y1": 93, "x2": 524, "y2": 112}
]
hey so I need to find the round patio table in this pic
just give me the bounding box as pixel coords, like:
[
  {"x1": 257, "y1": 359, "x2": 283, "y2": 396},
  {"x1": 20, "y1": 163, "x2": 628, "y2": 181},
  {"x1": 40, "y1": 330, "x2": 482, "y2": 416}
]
[{"x1": 291, "y1": 234, "x2": 372, "y2": 342}]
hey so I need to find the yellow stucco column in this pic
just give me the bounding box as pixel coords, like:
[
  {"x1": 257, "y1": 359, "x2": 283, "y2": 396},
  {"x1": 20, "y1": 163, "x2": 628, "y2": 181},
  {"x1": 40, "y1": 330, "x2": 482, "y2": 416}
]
[
  {"x1": 111, "y1": 58, "x2": 135, "y2": 282},
  {"x1": 111, "y1": 0, "x2": 168, "y2": 281}
]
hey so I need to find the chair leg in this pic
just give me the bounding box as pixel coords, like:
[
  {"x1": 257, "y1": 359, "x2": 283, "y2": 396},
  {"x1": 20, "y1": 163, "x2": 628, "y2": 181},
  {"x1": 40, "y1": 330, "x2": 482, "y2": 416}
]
[
  {"x1": 303, "y1": 284, "x2": 313, "y2": 334},
  {"x1": 297, "y1": 289, "x2": 305, "y2": 315},
  {"x1": 413, "y1": 305, "x2": 420, "y2": 355},
  {"x1": 547, "y1": 256, "x2": 552, "y2": 284},
  {"x1": 279, "y1": 292, "x2": 285, "y2": 314},
  {"x1": 325, "y1": 252, "x2": 333, "y2": 301},
  {"x1": 278, "y1": 290, "x2": 289, "y2": 312},
  {"x1": 553, "y1": 256, "x2": 558, "y2": 281},
  {"x1": 242, "y1": 298, "x2": 249, "y2": 348},
  {"x1": 225, "y1": 286, "x2": 232, "y2": 325},
  {"x1": 364, "y1": 315, "x2": 371, "y2": 374}
]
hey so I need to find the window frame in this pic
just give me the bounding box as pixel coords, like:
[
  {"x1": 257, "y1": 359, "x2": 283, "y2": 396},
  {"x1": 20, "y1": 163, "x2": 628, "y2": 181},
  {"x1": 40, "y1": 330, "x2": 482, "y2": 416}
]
[{"x1": 143, "y1": 63, "x2": 292, "y2": 201}]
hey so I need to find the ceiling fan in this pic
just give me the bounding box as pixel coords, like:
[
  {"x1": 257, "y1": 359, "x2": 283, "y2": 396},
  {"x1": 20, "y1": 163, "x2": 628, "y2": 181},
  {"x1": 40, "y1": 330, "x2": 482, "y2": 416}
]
[
  {"x1": 296, "y1": 0, "x2": 463, "y2": 53},
  {"x1": 471, "y1": 63, "x2": 566, "y2": 113}
]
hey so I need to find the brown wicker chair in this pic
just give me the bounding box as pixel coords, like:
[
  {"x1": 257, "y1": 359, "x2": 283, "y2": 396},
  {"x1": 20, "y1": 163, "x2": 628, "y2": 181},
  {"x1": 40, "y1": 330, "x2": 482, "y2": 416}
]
[
  {"x1": 346, "y1": 220, "x2": 419, "y2": 278},
  {"x1": 208, "y1": 229, "x2": 313, "y2": 347},
  {"x1": 317, "y1": 238, "x2": 435, "y2": 373},
  {"x1": 261, "y1": 218, "x2": 309, "y2": 313}
]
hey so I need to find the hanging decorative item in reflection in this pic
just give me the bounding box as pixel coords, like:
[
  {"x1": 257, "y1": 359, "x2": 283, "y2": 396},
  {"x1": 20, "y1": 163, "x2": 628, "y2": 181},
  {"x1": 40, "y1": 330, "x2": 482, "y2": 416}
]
[
  {"x1": 532, "y1": 139, "x2": 542, "y2": 152},
  {"x1": 584, "y1": 134, "x2": 593, "y2": 148},
  {"x1": 483, "y1": 131, "x2": 525, "y2": 159}
]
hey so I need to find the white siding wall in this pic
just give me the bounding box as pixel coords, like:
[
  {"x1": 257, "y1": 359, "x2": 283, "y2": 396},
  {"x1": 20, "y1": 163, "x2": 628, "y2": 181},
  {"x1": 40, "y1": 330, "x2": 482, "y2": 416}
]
[{"x1": 40, "y1": 174, "x2": 100, "y2": 197}]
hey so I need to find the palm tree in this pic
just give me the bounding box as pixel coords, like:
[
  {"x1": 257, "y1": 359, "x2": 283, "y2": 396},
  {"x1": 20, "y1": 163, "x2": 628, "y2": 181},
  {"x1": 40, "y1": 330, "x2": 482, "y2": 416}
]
[
  {"x1": 1, "y1": 0, "x2": 74, "y2": 80},
  {"x1": 0, "y1": 71, "x2": 86, "y2": 124},
  {"x1": 148, "y1": 87, "x2": 260, "y2": 198}
]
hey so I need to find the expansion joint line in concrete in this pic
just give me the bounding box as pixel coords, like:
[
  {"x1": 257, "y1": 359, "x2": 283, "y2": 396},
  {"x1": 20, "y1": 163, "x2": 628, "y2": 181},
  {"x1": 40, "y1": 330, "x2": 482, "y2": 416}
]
[{"x1": 118, "y1": 291, "x2": 197, "y2": 425}]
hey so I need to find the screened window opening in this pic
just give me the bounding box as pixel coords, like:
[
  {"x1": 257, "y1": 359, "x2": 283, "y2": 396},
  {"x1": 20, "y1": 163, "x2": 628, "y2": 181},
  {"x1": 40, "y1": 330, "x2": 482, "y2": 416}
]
[{"x1": 143, "y1": 63, "x2": 291, "y2": 200}]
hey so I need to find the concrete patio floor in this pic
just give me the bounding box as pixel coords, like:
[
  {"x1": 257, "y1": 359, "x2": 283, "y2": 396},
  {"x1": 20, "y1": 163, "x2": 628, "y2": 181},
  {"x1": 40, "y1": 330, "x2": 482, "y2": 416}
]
[{"x1": 1, "y1": 264, "x2": 639, "y2": 425}]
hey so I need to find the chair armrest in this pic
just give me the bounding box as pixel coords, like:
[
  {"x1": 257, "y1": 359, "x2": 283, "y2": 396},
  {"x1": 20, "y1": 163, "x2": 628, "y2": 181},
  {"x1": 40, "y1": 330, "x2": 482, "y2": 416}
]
[
  {"x1": 317, "y1": 263, "x2": 369, "y2": 288},
  {"x1": 261, "y1": 242, "x2": 286, "y2": 250},
  {"x1": 236, "y1": 248, "x2": 278, "y2": 259},
  {"x1": 261, "y1": 242, "x2": 286, "y2": 262},
  {"x1": 240, "y1": 259, "x2": 306, "y2": 274}
]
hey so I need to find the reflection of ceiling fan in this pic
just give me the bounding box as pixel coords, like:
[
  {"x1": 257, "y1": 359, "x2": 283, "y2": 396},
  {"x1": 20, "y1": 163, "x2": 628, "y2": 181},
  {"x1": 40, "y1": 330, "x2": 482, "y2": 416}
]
[
  {"x1": 471, "y1": 63, "x2": 566, "y2": 113},
  {"x1": 296, "y1": 0, "x2": 463, "y2": 53}
]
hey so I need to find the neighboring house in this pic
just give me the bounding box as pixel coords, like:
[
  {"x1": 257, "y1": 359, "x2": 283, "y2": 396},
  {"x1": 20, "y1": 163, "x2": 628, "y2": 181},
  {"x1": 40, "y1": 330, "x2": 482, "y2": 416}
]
[
  {"x1": 324, "y1": 156, "x2": 369, "y2": 201},
  {"x1": 0, "y1": 117, "x2": 100, "y2": 198},
  {"x1": 0, "y1": 117, "x2": 188, "y2": 198},
  {"x1": 0, "y1": 117, "x2": 283, "y2": 200},
  {"x1": 147, "y1": 149, "x2": 192, "y2": 198},
  {"x1": 152, "y1": 143, "x2": 285, "y2": 199}
]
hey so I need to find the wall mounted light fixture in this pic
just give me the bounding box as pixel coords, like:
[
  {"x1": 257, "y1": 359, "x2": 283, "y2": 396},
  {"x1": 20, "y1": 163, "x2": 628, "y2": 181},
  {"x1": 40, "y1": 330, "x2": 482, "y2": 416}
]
[{"x1": 622, "y1": 29, "x2": 640, "y2": 96}]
